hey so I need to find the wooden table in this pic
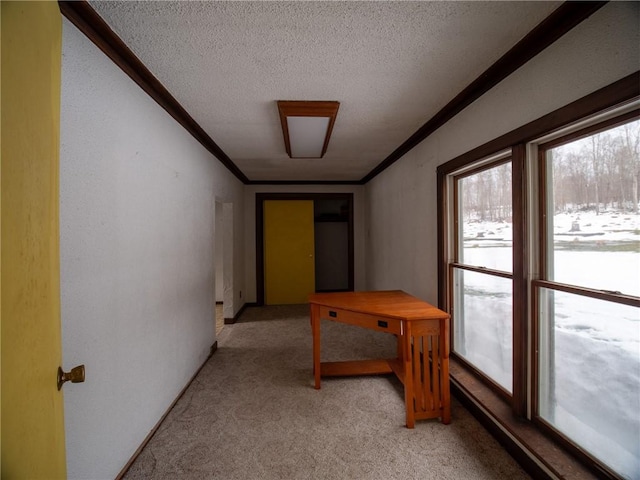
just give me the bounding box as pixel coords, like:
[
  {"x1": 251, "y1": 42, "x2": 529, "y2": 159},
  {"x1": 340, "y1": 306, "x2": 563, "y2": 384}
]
[{"x1": 309, "y1": 290, "x2": 450, "y2": 428}]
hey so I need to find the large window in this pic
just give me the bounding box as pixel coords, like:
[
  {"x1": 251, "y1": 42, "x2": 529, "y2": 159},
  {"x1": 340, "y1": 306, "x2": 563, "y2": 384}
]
[
  {"x1": 535, "y1": 117, "x2": 640, "y2": 479},
  {"x1": 451, "y1": 159, "x2": 514, "y2": 393},
  {"x1": 441, "y1": 106, "x2": 639, "y2": 479}
]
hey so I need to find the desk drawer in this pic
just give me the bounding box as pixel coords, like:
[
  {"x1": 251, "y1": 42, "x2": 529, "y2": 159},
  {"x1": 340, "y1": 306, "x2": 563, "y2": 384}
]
[{"x1": 319, "y1": 306, "x2": 402, "y2": 335}]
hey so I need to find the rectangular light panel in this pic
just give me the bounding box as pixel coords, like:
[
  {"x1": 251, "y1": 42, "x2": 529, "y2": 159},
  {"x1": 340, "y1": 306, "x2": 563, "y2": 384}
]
[
  {"x1": 277, "y1": 101, "x2": 340, "y2": 159},
  {"x1": 286, "y1": 116, "x2": 331, "y2": 158}
]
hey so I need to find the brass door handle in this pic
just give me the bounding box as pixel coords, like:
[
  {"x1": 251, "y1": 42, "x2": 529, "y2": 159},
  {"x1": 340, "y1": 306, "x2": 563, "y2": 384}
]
[{"x1": 57, "y1": 365, "x2": 85, "y2": 391}]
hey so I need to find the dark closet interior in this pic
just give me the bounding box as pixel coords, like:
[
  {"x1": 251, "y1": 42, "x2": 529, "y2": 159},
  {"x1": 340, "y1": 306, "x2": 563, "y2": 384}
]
[{"x1": 314, "y1": 198, "x2": 350, "y2": 292}]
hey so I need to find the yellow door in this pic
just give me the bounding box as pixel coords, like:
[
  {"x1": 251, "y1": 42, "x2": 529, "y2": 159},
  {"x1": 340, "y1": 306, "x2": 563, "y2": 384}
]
[
  {"x1": 264, "y1": 200, "x2": 315, "y2": 304},
  {"x1": 1, "y1": 2, "x2": 67, "y2": 478}
]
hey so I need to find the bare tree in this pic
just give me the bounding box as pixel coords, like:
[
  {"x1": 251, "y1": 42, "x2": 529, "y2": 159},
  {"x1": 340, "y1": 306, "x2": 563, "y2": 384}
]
[
  {"x1": 588, "y1": 134, "x2": 605, "y2": 215},
  {"x1": 621, "y1": 121, "x2": 640, "y2": 213},
  {"x1": 459, "y1": 119, "x2": 638, "y2": 222}
]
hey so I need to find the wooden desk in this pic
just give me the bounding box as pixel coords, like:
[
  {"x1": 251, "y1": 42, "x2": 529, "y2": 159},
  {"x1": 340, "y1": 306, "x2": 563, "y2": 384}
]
[{"x1": 309, "y1": 290, "x2": 450, "y2": 428}]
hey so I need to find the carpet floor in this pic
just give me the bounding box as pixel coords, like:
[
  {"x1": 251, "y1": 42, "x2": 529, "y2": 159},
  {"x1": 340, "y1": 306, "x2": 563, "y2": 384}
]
[{"x1": 123, "y1": 304, "x2": 530, "y2": 479}]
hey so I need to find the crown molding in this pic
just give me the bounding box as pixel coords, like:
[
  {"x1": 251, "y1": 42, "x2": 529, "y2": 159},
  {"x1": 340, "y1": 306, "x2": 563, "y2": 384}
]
[
  {"x1": 58, "y1": 0, "x2": 249, "y2": 184},
  {"x1": 247, "y1": 180, "x2": 363, "y2": 186},
  {"x1": 361, "y1": 1, "x2": 608, "y2": 184}
]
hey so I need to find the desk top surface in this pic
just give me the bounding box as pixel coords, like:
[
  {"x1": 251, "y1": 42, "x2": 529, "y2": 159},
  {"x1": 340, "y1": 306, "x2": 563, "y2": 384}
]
[{"x1": 309, "y1": 290, "x2": 449, "y2": 321}]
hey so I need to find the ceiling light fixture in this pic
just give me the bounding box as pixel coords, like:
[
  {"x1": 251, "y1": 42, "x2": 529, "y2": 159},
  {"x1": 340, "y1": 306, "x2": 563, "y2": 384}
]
[{"x1": 277, "y1": 101, "x2": 340, "y2": 158}]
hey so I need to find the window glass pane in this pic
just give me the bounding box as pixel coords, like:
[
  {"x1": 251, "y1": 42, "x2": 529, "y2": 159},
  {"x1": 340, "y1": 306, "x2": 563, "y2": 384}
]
[
  {"x1": 538, "y1": 287, "x2": 640, "y2": 478},
  {"x1": 544, "y1": 120, "x2": 640, "y2": 296},
  {"x1": 452, "y1": 268, "x2": 512, "y2": 392},
  {"x1": 458, "y1": 162, "x2": 512, "y2": 272}
]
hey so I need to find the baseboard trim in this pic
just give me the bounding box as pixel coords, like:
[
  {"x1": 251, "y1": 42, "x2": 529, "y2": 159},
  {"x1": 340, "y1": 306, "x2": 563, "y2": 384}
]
[
  {"x1": 224, "y1": 302, "x2": 256, "y2": 324},
  {"x1": 115, "y1": 341, "x2": 218, "y2": 479}
]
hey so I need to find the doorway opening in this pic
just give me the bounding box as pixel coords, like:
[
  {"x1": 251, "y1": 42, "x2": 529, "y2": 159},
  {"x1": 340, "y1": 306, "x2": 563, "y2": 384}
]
[
  {"x1": 215, "y1": 201, "x2": 224, "y2": 334},
  {"x1": 215, "y1": 201, "x2": 234, "y2": 334}
]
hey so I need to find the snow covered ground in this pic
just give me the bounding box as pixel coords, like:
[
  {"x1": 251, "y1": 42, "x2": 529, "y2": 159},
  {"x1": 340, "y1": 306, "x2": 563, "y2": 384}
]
[{"x1": 457, "y1": 210, "x2": 639, "y2": 479}]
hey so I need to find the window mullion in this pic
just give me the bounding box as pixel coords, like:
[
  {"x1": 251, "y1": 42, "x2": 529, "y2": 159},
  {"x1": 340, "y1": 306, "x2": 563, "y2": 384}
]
[{"x1": 512, "y1": 143, "x2": 528, "y2": 418}]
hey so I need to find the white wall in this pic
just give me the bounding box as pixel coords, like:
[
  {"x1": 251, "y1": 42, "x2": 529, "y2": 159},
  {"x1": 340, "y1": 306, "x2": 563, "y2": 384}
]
[
  {"x1": 244, "y1": 184, "x2": 366, "y2": 303},
  {"x1": 365, "y1": 2, "x2": 640, "y2": 304},
  {"x1": 59, "y1": 19, "x2": 245, "y2": 479}
]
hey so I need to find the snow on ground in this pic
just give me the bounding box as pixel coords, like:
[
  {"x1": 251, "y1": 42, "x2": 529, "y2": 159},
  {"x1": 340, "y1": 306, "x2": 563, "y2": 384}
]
[
  {"x1": 553, "y1": 209, "x2": 640, "y2": 240},
  {"x1": 457, "y1": 210, "x2": 639, "y2": 479},
  {"x1": 462, "y1": 209, "x2": 640, "y2": 244}
]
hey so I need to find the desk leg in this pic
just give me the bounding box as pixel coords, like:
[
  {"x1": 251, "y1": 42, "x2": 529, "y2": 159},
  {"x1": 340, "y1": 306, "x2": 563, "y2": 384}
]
[
  {"x1": 402, "y1": 327, "x2": 415, "y2": 429},
  {"x1": 396, "y1": 334, "x2": 404, "y2": 363},
  {"x1": 440, "y1": 317, "x2": 451, "y2": 424},
  {"x1": 311, "y1": 303, "x2": 321, "y2": 389}
]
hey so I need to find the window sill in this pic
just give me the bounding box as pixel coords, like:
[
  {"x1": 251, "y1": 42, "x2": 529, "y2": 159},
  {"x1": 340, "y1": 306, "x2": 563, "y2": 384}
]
[{"x1": 450, "y1": 358, "x2": 600, "y2": 480}]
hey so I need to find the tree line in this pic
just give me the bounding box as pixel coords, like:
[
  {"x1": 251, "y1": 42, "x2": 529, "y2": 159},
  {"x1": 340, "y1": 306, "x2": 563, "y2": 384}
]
[
  {"x1": 551, "y1": 120, "x2": 639, "y2": 214},
  {"x1": 460, "y1": 119, "x2": 639, "y2": 221}
]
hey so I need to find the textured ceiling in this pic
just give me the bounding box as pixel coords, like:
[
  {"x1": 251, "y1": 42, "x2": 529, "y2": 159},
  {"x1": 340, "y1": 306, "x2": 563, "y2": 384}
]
[{"x1": 88, "y1": 1, "x2": 561, "y2": 182}]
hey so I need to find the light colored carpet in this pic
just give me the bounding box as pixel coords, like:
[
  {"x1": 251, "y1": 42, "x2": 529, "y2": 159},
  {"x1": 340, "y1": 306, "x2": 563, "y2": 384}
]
[{"x1": 123, "y1": 305, "x2": 530, "y2": 479}]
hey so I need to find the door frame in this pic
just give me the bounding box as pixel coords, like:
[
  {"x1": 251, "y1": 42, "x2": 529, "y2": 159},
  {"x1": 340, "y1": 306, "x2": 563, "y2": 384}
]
[{"x1": 255, "y1": 192, "x2": 354, "y2": 306}]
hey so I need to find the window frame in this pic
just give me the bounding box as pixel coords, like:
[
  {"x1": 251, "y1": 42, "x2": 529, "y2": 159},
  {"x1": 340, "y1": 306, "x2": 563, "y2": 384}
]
[
  {"x1": 448, "y1": 156, "x2": 521, "y2": 402},
  {"x1": 437, "y1": 73, "x2": 639, "y2": 479},
  {"x1": 530, "y1": 110, "x2": 640, "y2": 472}
]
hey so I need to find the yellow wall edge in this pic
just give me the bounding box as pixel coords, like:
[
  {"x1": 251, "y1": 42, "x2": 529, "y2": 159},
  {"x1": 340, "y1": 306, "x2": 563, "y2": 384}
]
[{"x1": 1, "y1": 2, "x2": 66, "y2": 478}]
